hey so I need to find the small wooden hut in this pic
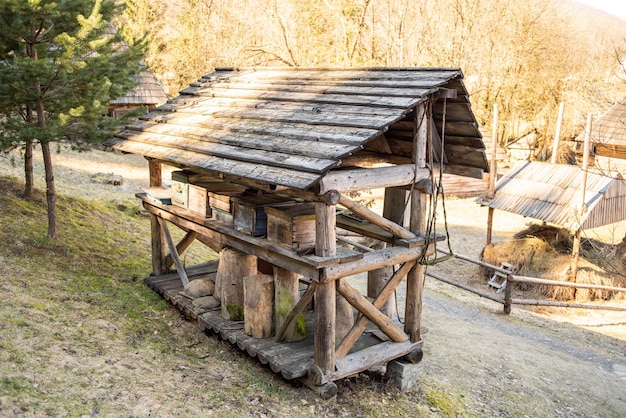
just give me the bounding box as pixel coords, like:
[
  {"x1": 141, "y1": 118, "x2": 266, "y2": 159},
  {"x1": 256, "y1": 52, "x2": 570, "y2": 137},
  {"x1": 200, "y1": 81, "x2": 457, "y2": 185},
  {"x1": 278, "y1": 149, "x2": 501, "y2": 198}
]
[
  {"x1": 111, "y1": 67, "x2": 488, "y2": 395},
  {"x1": 108, "y1": 69, "x2": 168, "y2": 119},
  {"x1": 478, "y1": 161, "x2": 626, "y2": 232},
  {"x1": 577, "y1": 97, "x2": 626, "y2": 174}
]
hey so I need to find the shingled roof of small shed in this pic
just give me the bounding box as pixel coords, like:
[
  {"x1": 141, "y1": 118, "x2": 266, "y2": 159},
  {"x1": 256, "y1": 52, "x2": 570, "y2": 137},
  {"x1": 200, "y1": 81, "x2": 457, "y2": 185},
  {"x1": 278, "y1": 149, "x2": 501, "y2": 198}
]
[
  {"x1": 479, "y1": 161, "x2": 626, "y2": 231},
  {"x1": 576, "y1": 97, "x2": 626, "y2": 148},
  {"x1": 111, "y1": 67, "x2": 488, "y2": 190},
  {"x1": 110, "y1": 70, "x2": 168, "y2": 106}
]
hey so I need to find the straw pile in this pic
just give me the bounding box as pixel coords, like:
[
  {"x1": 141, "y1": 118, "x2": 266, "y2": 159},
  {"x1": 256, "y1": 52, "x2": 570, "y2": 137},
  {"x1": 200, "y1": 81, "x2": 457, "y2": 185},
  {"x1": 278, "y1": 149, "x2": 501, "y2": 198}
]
[{"x1": 482, "y1": 226, "x2": 626, "y2": 302}]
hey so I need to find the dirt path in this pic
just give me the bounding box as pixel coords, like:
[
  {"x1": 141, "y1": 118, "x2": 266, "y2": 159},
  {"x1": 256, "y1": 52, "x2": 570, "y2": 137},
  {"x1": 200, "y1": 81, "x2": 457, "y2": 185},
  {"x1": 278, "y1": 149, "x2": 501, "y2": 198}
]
[
  {"x1": 419, "y1": 285, "x2": 626, "y2": 416},
  {"x1": 3, "y1": 147, "x2": 626, "y2": 416}
]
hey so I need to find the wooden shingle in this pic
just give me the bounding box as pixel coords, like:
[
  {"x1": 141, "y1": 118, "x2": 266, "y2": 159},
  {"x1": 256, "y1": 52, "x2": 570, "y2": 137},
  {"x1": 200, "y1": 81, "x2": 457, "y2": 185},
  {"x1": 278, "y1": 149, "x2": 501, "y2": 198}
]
[{"x1": 112, "y1": 67, "x2": 488, "y2": 191}]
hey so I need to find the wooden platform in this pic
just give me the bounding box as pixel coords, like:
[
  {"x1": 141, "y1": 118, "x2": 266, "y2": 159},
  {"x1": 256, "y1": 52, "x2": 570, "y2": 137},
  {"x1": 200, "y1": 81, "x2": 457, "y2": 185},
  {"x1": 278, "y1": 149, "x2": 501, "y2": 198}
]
[{"x1": 144, "y1": 261, "x2": 420, "y2": 384}]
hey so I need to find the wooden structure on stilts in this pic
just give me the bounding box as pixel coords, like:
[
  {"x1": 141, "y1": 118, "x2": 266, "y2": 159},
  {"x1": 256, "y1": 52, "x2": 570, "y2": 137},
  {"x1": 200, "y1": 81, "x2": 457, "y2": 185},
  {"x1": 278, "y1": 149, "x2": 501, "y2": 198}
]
[{"x1": 111, "y1": 67, "x2": 489, "y2": 395}]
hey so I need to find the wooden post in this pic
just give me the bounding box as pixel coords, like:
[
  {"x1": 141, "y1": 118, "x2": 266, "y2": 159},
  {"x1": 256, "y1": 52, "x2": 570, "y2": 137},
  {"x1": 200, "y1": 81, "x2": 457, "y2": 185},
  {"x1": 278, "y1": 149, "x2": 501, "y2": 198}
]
[
  {"x1": 274, "y1": 266, "x2": 306, "y2": 342},
  {"x1": 314, "y1": 202, "x2": 336, "y2": 374},
  {"x1": 551, "y1": 102, "x2": 565, "y2": 164},
  {"x1": 148, "y1": 159, "x2": 167, "y2": 275},
  {"x1": 486, "y1": 104, "x2": 498, "y2": 246},
  {"x1": 571, "y1": 113, "x2": 592, "y2": 282},
  {"x1": 405, "y1": 103, "x2": 428, "y2": 343},
  {"x1": 244, "y1": 274, "x2": 274, "y2": 338}
]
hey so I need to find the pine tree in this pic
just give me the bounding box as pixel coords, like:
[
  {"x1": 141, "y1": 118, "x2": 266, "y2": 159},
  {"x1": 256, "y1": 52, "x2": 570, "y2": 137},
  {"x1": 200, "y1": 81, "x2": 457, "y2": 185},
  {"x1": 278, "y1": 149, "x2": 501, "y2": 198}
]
[{"x1": 0, "y1": 0, "x2": 145, "y2": 238}]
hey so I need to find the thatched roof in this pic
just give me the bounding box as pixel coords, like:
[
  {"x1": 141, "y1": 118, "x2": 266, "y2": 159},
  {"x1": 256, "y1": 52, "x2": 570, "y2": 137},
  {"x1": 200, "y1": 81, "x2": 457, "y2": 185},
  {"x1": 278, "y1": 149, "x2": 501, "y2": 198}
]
[
  {"x1": 111, "y1": 67, "x2": 488, "y2": 192},
  {"x1": 478, "y1": 161, "x2": 626, "y2": 232}
]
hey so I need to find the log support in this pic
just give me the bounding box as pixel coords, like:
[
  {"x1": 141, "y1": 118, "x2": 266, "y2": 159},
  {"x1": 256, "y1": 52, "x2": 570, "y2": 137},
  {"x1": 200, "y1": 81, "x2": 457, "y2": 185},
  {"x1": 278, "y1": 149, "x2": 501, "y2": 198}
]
[{"x1": 314, "y1": 202, "x2": 337, "y2": 375}]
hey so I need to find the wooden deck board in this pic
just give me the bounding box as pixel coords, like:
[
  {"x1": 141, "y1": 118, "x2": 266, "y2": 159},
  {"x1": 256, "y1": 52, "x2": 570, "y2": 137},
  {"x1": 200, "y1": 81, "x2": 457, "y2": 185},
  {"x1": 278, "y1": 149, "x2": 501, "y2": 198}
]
[{"x1": 145, "y1": 263, "x2": 414, "y2": 383}]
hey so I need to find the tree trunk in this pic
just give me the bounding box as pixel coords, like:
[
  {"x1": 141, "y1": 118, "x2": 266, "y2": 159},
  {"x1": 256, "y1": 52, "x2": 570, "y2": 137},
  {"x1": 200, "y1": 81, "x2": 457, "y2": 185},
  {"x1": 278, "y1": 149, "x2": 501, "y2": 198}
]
[
  {"x1": 23, "y1": 105, "x2": 34, "y2": 199},
  {"x1": 24, "y1": 139, "x2": 33, "y2": 199},
  {"x1": 31, "y1": 39, "x2": 56, "y2": 239},
  {"x1": 41, "y1": 141, "x2": 57, "y2": 239}
]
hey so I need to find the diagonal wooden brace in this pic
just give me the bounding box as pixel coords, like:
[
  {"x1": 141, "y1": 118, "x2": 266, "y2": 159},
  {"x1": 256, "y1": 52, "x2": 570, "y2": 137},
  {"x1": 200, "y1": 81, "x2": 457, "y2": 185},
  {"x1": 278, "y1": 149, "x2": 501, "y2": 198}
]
[
  {"x1": 156, "y1": 217, "x2": 190, "y2": 287},
  {"x1": 338, "y1": 194, "x2": 416, "y2": 240},
  {"x1": 335, "y1": 260, "x2": 416, "y2": 358},
  {"x1": 336, "y1": 278, "x2": 409, "y2": 347},
  {"x1": 164, "y1": 230, "x2": 198, "y2": 270}
]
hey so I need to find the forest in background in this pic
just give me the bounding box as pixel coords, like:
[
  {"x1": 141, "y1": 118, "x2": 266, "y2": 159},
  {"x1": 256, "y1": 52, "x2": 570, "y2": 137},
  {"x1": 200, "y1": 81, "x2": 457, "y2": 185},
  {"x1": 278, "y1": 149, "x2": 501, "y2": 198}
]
[{"x1": 119, "y1": 0, "x2": 626, "y2": 156}]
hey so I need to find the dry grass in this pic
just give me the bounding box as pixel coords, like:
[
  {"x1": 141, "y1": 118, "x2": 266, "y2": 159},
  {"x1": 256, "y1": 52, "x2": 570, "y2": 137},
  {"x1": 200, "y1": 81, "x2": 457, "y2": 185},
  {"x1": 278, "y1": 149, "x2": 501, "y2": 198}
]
[{"x1": 482, "y1": 224, "x2": 626, "y2": 302}]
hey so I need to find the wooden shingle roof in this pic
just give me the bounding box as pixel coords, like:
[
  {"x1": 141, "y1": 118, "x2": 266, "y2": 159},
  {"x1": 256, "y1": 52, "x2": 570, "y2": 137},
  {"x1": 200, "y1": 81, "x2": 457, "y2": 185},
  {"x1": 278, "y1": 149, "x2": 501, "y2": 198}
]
[
  {"x1": 577, "y1": 97, "x2": 626, "y2": 158},
  {"x1": 479, "y1": 161, "x2": 626, "y2": 231},
  {"x1": 110, "y1": 70, "x2": 168, "y2": 107},
  {"x1": 111, "y1": 67, "x2": 488, "y2": 191}
]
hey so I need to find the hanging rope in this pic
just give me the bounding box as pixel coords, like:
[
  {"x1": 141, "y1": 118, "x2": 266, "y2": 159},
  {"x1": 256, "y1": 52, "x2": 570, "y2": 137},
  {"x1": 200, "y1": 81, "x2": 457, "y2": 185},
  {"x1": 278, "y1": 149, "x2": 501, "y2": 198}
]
[{"x1": 420, "y1": 95, "x2": 455, "y2": 266}]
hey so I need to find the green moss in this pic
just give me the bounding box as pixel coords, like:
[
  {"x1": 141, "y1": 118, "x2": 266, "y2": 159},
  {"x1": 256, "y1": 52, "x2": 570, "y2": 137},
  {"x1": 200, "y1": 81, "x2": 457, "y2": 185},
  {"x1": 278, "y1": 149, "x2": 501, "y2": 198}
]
[
  {"x1": 275, "y1": 291, "x2": 295, "y2": 317},
  {"x1": 294, "y1": 315, "x2": 306, "y2": 337},
  {"x1": 424, "y1": 386, "x2": 465, "y2": 417},
  {"x1": 227, "y1": 304, "x2": 244, "y2": 321}
]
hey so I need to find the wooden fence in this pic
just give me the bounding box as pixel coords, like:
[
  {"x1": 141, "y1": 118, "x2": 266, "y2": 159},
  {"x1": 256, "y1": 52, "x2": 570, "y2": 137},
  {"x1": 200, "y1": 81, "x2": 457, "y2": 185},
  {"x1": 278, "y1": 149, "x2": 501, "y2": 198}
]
[{"x1": 426, "y1": 249, "x2": 626, "y2": 314}]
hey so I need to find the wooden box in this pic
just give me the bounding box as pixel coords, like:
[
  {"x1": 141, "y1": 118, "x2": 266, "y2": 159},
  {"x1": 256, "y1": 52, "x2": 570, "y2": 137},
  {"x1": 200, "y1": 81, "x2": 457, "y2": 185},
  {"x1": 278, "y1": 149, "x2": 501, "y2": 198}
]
[
  {"x1": 266, "y1": 203, "x2": 316, "y2": 250},
  {"x1": 143, "y1": 186, "x2": 172, "y2": 205},
  {"x1": 170, "y1": 179, "x2": 188, "y2": 208},
  {"x1": 232, "y1": 194, "x2": 295, "y2": 236},
  {"x1": 187, "y1": 183, "x2": 212, "y2": 217},
  {"x1": 212, "y1": 208, "x2": 234, "y2": 224},
  {"x1": 207, "y1": 183, "x2": 247, "y2": 213}
]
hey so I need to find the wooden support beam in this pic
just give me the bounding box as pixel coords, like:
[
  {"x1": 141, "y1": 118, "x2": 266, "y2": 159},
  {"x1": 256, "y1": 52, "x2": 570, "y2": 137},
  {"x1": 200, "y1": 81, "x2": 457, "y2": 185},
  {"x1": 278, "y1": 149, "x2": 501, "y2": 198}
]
[
  {"x1": 143, "y1": 202, "x2": 320, "y2": 278},
  {"x1": 164, "y1": 230, "x2": 198, "y2": 269},
  {"x1": 156, "y1": 217, "x2": 190, "y2": 287},
  {"x1": 150, "y1": 215, "x2": 167, "y2": 276},
  {"x1": 314, "y1": 202, "x2": 336, "y2": 374},
  {"x1": 323, "y1": 241, "x2": 429, "y2": 281},
  {"x1": 318, "y1": 165, "x2": 431, "y2": 194},
  {"x1": 405, "y1": 102, "x2": 428, "y2": 343},
  {"x1": 336, "y1": 260, "x2": 416, "y2": 358},
  {"x1": 148, "y1": 159, "x2": 166, "y2": 275},
  {"x1": 338, "y1": 194, "x2": 416, "y2": 240},
  {"x1": 333, "y1": 340, "x2": 423, "y2": 382},
  {"x1": 336, "y1": 279, "x2": 408, "y2": 344}
]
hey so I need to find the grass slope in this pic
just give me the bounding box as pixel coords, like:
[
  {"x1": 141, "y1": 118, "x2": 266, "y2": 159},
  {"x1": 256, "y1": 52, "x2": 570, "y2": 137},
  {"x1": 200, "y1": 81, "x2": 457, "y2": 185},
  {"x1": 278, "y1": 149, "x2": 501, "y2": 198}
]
[{"x1": 0, "y1": 176, "x2": 453, "y2": 417}]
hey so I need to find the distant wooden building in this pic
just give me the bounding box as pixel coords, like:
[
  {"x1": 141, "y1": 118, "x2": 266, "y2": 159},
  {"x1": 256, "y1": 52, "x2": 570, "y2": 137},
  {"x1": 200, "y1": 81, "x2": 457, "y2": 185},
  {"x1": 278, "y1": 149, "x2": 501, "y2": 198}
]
[
  {"x1": 577, "y1": 97, "x2": 626, "y2": 174},
  {"x1": 478, "y1": 161, "x2": 626, "y2": 232},
  {"x1": 108, "y1": 69, "x2": 168, "y2": 118},
  {"x1": 112, "y1": 67, "x2": 489, "y2": 395}
]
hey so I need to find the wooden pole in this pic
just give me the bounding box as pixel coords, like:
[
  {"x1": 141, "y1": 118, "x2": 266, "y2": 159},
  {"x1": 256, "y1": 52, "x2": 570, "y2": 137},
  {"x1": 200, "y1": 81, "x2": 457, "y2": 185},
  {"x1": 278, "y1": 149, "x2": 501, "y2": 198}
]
[
  {"x1": 486, "y1": 104, "x2": 498, "y2": 246},
  {"x1": 314, "y1": 202, "x2": 336, "y2": 374},
  {"x1": 570, "y1": 113, "x2": 592, "y2": 282},
  {"x1": 551, "y1": 102, "x2": 565, "y2": 164},
  {"x1": 405, "y1": 102, "x2": 428, "y2": 343},
  {"x1": 148, "y1": 159, "x2": 166, "y2": 275}
]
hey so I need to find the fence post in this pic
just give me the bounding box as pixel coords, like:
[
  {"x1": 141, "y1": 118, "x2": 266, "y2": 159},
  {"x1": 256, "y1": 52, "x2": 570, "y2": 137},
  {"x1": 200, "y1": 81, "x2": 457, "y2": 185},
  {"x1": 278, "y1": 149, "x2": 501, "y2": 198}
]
[{"x1": 504, "y1": 275, "x2": 512, "y2": 314}]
